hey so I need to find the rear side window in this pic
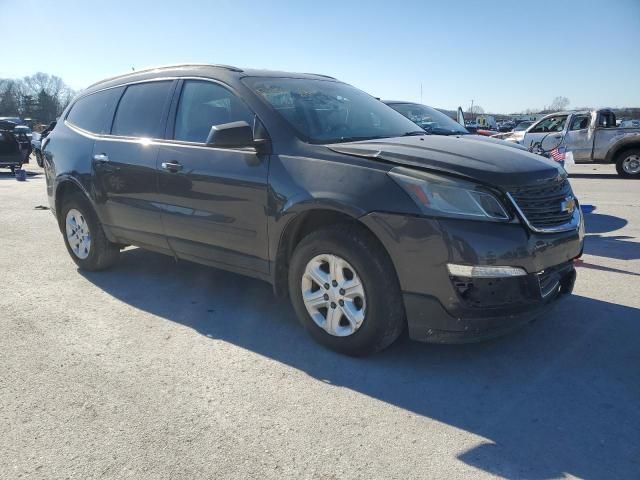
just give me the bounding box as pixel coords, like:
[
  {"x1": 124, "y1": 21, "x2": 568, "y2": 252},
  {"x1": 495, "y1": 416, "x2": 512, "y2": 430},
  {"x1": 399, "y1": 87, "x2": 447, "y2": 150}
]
[
  {"x1": 173, "y1": 80, "x2": 254, "y2": 143},
  {"x1": 112, "y1": 81, "x2": 172, "y2": 138},
  {"x1": 66, "y1": 87, "x2": 123, "y2": 134}
]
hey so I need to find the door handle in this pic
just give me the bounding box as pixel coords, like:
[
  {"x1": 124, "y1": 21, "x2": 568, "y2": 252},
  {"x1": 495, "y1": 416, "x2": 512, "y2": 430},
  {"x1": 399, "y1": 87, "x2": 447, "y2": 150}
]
[
  {"x1": 161, "y1": 161, "x2": 183, "y2": 172},
  {"x1": 93, "y1": 153, "x2": 109, "y2": 162}
]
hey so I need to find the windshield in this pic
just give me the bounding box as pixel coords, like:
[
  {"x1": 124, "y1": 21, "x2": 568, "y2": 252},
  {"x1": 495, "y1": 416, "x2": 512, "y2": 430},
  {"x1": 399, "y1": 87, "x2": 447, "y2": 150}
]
[
  {"x1": 388, "y1": 103, "x2": 468, "y2": 135},
  {"x1": 514, "y1": 121, "x2": 532, "y2": 131},
  {"x1": 243, "y1": 77, "x2": 423, "y2": 143}
]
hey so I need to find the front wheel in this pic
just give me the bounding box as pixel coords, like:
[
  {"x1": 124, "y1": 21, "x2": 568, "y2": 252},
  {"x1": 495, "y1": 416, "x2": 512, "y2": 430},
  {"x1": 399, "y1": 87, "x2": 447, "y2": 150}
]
[
  {"x1": 288, "y1": 225, "x2": 405, "y2": 356},
  {"x1": 61, "y1": 193, "x2": 120, "y2": 271},
  {"x1": 615, "y1": 149, "x2": 640, "y2": 178}
]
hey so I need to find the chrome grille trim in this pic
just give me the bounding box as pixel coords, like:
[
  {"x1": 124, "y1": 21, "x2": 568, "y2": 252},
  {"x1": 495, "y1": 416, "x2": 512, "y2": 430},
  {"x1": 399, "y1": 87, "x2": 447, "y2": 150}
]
[{"x1": 507, "y1": 177, "x2": 582, "y2": 233}]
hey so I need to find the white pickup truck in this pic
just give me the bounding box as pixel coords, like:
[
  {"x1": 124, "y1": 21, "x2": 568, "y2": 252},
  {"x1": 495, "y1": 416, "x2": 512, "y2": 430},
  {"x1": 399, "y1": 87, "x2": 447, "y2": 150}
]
[{"x1": 504, "y1": 109, "x2": 640, "y2": 178}]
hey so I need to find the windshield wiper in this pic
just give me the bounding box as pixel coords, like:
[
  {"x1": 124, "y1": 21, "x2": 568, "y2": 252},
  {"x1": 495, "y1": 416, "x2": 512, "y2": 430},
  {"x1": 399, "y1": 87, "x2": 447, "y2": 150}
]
[
  {"x1": 402, "y1": 131, "x2": 429, "y2": 136},
  {"x1": 331, "y1": 135, "x2": 387, "y2": 143}
]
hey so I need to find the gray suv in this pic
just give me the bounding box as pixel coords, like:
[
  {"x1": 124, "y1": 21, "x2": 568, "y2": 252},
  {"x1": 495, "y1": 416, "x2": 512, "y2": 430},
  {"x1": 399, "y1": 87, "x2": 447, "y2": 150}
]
[{"x1": 43, "y1": 64, "x2": 584, "y2": 355}]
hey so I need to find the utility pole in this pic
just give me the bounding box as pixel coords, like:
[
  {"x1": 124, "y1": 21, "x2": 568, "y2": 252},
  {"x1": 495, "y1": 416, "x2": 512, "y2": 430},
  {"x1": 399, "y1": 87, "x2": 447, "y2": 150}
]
[
  {"x1": 420, "y1": 83, "x2": 423, "y2": 103},
  {"x1": 470, "y1": 99, "x2": 474, "y2": 114}
]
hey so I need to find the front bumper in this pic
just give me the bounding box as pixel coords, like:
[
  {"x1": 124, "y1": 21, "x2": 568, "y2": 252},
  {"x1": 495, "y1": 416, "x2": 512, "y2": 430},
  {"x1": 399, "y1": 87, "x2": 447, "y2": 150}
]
[{"x1": 360, "y1": 212, "x2": 584, "y2": 343}]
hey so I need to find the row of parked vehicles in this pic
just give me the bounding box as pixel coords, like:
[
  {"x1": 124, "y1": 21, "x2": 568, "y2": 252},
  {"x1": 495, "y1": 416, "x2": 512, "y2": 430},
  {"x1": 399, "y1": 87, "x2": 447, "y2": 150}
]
[{"x1": 493, "y1": 109, "x2": 640, "y2": 177}]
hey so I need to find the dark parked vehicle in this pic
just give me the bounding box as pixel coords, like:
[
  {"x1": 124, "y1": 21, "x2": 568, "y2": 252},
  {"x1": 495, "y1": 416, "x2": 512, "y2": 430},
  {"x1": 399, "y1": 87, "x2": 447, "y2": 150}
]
[
  {"x1": 13, "y1": 125, "x2": 32, "y2": 162},
  {"x1": 32, "y1": 121, "x2": 56, "y2": 167},
  {"x1": 0, "y1": 120, "x2": 24, "y2": 173},
  {"x1": 44, "y1": 64, "x2": 584, "y2": 355},
  {"x1": 382, "y1": 102, "x2": 468, "y2": 135}
]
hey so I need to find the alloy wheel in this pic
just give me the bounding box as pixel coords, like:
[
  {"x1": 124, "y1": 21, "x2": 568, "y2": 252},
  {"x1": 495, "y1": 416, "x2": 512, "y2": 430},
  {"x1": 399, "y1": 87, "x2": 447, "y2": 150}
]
[
  {"x1": 301, "y1": 254, "x2": 366, "y2": 337},
  {"x1": 65, "y1": 209, "x2": 91, "y2": 259}
]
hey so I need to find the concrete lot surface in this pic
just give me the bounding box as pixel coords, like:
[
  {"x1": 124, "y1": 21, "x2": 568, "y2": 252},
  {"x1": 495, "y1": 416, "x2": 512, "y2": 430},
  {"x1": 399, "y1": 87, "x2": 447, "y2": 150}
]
[{"x1": 1, "y1": 163, "x2": 639, "y2": 479}]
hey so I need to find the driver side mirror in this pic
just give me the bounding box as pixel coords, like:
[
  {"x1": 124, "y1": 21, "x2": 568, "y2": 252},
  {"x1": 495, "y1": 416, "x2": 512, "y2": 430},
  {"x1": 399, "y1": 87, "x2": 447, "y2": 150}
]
[
  {"x1": 206, "y1": 121, "x2": 254, "y2": 148},
  {"x1": 206, "y1": 120, "x2": 271, "y2": 154}
]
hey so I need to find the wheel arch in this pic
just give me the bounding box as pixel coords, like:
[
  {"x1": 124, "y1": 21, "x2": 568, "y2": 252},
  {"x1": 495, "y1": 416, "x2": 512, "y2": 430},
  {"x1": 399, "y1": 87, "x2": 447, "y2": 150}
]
[
  {"x1": 272, "y1": 204, "x2": 398, "y2": 299},
  {"x1": 54, "y1": 177, "x2": 94, "y2": 231},
  {"x1": 605, "y1": 137, "x2": 640, "y2": 163}
]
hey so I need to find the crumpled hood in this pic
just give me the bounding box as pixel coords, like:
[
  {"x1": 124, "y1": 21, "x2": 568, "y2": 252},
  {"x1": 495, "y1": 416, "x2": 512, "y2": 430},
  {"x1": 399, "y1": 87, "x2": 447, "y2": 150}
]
[{"x1": 328, "y1": 135, "x2": 563, "y2": 188}]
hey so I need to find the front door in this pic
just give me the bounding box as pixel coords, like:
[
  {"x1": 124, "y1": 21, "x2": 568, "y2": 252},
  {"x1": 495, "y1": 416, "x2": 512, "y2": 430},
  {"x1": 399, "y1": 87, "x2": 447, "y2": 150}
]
[
  {"x1": 156, "y1": 79, "x2": 270, "y2": 276},
  {"x1": 93, "y1": 80, "x2": 175, "y2": 251},
  {"x1": 522, "y1": 114, "x2": 568, "y2": 149}
]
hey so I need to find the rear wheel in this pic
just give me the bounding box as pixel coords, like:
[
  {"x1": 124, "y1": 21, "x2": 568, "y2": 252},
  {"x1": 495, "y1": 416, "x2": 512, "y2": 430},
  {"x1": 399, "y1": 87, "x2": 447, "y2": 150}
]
[
  {"x1": 615, "y1": 149, "x2": 640, "y2": 178},
  {"x1": 61, "y1": 193, "x2": 120, "y2": 270},
  {"x1": 288, "y1": 224, "x2": 404, "y2": 356}
]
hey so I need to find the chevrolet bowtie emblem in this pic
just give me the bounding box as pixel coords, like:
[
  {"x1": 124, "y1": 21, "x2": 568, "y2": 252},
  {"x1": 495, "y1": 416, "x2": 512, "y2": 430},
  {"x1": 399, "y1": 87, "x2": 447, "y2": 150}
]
[{"x1": 561, "y1": 196, "x2": 576, "y2": 214}]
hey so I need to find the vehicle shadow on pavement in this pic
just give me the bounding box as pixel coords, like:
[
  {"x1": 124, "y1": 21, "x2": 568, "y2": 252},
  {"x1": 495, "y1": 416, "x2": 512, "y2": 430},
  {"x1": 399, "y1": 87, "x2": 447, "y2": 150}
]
[
  {"x1": 81, "y1": 248, "x2": 640, "y2": 479},
  {"x1": 583, "y1": 211, "x2": 639, "y2": 262},
  {"x1": 0, "y1": 170, "x2": 40, "y2": 180},
  {"x1": 569, "y1": 173, "x2": 621, "y2": 179}
]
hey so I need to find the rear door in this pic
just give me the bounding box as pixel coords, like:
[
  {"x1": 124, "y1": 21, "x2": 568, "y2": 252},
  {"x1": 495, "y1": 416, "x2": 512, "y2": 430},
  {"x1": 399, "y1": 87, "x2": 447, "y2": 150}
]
[
  {"x1": 155, "y1": 79, "x2": 270, "y2": 276},
  {"x1": 592, "y1": 111, "x2": 619, "y2": 161},
  {"x1": 522, "y1": 114, "x2": 568, "y2": 149},
  {"x1": 92, "y1": 80, "x2": 176, "y2": 251},
  {"x1": 564, "y1": 113, "x2": 593, "y2": 162}
]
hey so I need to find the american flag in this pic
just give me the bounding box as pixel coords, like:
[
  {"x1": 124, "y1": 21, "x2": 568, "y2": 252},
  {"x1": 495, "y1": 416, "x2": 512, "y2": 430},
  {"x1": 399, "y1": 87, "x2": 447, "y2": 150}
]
[{"x1": 550, "y1": 146, "x2": 566, "y2": 162}]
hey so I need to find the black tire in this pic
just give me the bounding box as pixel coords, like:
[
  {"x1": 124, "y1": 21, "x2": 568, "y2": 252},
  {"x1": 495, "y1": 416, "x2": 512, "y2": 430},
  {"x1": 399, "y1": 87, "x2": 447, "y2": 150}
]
[
  {"x1": 288, "y1": 224, "x2": 405, "y2": 356},
  {"x1": 615, "y1": 148, "x2": 640, "y2": 178},
  {"x1": 60, "y1": 193, "x2": 120, "y2": 271}
]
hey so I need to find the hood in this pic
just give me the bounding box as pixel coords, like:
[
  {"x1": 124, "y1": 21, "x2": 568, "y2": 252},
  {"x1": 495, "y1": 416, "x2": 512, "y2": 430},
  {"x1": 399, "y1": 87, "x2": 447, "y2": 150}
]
[
  {"x1": 328, "y1": 135, "x2": 563, "y2": 188},
  {"x1": 461, "y1": 134, "x2": 528, "y2": 151}
]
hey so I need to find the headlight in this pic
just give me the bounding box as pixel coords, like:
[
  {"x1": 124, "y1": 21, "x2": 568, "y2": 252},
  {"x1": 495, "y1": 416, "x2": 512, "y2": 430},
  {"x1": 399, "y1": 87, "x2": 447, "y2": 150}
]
[{"x1": 389, "y1": 167, "x2": 510, "y2": 221}]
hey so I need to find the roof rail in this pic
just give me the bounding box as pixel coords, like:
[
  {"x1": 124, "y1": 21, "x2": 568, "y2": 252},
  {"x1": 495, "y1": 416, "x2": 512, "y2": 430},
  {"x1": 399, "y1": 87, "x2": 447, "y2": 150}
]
[
  {"x1": 210, "y1": 64, "x2": 243, "y2": 72},
  {"x1": 303, "y1": 73, "x2": 336, "y2": 80},
  {"x1": 85, "y1": 63, "x2": 244, "y2": 89}
]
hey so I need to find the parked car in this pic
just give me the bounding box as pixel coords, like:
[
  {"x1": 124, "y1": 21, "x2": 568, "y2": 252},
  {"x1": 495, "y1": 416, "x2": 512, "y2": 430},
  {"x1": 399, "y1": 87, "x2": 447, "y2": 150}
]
[
  {"x1": 32, "y1": 121, "x2": 56, "y2": 167},
  {"x1": 520, "y1": 110, "x2": 640, "y2": 177},
  {"x1": 497, "y1": 121, "x2": 515, "y2": 132},
  {"x1": 44, "y1": 64, "x2": 584, "y2": 355},
  {"x1": 12, "y1": 125, "x2": 32, "y2": 162},
  {"x1": 0, "y1": 120, "x2": 23, "y2": 173},
  {"x1": 620, "y1": 119, "x2": 640, "y2": 128},
  {"x1": 382, "y1": 101, "x2": 468, "y2": 135}
]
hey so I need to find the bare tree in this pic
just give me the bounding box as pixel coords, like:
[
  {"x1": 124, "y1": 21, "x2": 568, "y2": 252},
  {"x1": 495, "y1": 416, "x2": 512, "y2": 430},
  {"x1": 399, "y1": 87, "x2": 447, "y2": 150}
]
[
  {"x1": 469, "y1": 105, "x2": 485, "y2": 115},
  {"x1": 550, "y1": 96, "x2": 570, "y2": 111},
  {"x1": 0, "y1": 73, "x2": 76, "y2": 123}
]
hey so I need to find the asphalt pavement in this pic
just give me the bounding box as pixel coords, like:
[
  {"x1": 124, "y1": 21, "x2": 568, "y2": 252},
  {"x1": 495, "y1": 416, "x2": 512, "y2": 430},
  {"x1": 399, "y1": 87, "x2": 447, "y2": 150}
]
[{"x1": 1, "y1": 162, "x2": 638, "y2": 479}]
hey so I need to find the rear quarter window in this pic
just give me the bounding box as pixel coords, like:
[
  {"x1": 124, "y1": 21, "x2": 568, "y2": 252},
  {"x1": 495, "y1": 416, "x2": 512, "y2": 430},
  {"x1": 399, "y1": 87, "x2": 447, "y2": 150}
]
[
  {"x1": 66, "y1": 87, "x2": 124, "y2": 134},
  {"x1": 111, "y1": 81, "x2": 173, "y2": 138}
]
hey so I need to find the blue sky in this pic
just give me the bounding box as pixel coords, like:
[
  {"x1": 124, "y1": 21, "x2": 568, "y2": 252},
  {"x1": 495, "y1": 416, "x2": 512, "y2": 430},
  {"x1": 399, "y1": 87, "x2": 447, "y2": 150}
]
[{"x1": 2, "y1": 0, "x2": 639, "y2": 113}]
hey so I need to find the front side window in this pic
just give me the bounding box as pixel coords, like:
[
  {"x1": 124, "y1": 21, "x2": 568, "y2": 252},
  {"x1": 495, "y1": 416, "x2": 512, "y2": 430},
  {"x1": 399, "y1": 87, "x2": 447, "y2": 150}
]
[
  {"x1": 66, "y1": 87, "x2": 123, "y2": 134},
  {"x1": 243, "y1": 77, "x2": 422, "y2": 143},
  {"x1": 389, "y1": 103, "x2": 468, "y2": 135},
  {"x1": 174, "y1": 80, "x2": 254, "y2": 143},
  {"x1": 569, "y1": 115, "x2": 590, "y2": 131},
  {"x1": 112, "y1": 81, "x2": 172, "y2": 138},
  {"x1": 530, "y1": 115, "x2": 568, "y2": 133}
]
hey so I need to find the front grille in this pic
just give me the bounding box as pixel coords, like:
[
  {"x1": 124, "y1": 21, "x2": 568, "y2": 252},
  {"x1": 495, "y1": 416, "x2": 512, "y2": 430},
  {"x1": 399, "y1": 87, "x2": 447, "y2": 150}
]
[{"x1": 509, "y1": 177, "x2": 575, "y2": 230}]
